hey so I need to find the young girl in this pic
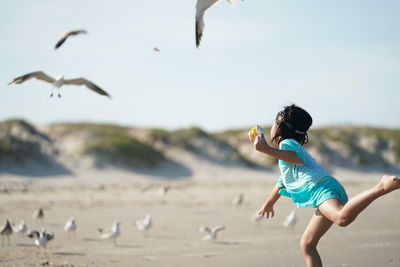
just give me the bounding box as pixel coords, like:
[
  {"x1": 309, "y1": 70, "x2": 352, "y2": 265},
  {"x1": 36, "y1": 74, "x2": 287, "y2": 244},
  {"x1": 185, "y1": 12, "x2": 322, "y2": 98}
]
[{"x1": 251, "y1": 104, "x2": 400, "y2": 267}]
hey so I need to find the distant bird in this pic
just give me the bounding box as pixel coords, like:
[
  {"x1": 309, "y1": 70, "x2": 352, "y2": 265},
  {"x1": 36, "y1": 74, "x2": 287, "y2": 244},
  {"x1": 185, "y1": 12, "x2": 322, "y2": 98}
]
[
  {"x1": 64, "y1": 217, "x2": 77, "y2": 239},
  {"x1": 231, "y1": 193, "x2": 244, "y2": 206},
  {"x1": 0, "y1": 219, "x2": 13, "y2": 245},
  {"x1": 13, "y1": 220, "x2": 28, "y2": 235},
  {"x1": 141, "y1": 183, "x2": 184, "y2": 196},
  {"x1": 27, "y1": 229, "x2": 55, "y2": 249},
  {"x1": 98, "y1": 221, "x2": 121, "y2": 246},
  {"x1": 195, "y1": 0, "x2": 235, "y2": 47},
  {"x1": 8, "y1": 71, "x2": 111, "y2": 98},
  {"x1": 198, "y1": 225, "x2": 225, "y2": 241},
  {"x1": 55, "y1": 29, "x2": 87, "y2": 49},
  {"x1": 135, "y1": 214, "x2": 152, "y2": 234},
  {"x1": 33, "y1": 207, "x2": 44, "y2": 225},
  {"x1": 251, "y1": 213, "x2": 263, "y2": 223},
  {"x1": 283, "y1": 210, "x2": 297, "y2": 228},
  {"x1": 153, "y1": 47, "x2": 160, "y2": 52}
]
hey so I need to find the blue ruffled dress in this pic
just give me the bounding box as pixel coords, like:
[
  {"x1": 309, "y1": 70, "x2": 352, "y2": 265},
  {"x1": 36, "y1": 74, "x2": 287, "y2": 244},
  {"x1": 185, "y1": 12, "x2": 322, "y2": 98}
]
[{"x1": 277, "y1": 139, "x2": 348, "y2": 208}]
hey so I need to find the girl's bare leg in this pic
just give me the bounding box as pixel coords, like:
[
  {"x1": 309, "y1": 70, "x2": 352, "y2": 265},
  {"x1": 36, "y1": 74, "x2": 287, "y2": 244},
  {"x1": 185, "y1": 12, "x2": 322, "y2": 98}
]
[
  {"x1": 319, "y1": 175, "x2": 400, "y2": 227},
  {"x1": 300, "y1": 210, "x2": 333, "y2": 267}
]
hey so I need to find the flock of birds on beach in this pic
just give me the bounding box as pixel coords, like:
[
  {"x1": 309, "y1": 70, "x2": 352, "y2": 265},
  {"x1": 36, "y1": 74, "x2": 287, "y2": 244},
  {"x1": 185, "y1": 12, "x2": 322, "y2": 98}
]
[
  {"x1": 0, "y1": 192, "x2": 298, "y2": 251},
  {"x1": 7, "y1": 0, "x2": 238, "y2": 99}
]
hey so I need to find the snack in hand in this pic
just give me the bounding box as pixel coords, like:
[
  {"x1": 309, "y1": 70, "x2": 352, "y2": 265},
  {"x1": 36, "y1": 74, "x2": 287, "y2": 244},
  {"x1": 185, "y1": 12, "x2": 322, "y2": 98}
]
[{"x1": 248, "y1": 125, "x2": 264, "y2": 142}]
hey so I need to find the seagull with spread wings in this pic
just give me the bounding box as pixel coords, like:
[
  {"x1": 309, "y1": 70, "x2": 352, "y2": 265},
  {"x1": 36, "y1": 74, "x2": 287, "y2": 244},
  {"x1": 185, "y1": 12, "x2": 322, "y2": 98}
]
[
  {"x1": 55, "y1": 29, "x2": 87, "y2": 49},
  {"x1": 8, "y1": 71, "x2": 111, "y2": 98},
  {"x1": 195, "y1": 0, "x2": 235, "y2": 48}
]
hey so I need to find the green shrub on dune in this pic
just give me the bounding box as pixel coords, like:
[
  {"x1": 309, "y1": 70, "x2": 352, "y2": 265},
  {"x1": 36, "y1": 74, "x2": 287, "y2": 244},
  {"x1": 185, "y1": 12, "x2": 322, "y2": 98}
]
[
  {"x1": 51, "y1": 123, "x2": 165, "y2": 168},
  {"x1": 83, "y1": 131, "x2": 165, "y2": 168}
]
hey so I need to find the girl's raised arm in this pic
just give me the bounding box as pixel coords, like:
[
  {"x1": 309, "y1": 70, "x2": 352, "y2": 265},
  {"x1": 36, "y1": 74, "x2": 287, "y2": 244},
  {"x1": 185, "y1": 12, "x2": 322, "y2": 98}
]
[{"x1": 253, "y1": 135, "x2": 303, "y2": 165}]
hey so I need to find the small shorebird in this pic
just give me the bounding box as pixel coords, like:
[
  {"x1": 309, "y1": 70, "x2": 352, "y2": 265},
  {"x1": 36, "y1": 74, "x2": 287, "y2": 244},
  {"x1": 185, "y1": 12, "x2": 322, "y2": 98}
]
[
  {"x1": 98, "y1": 221, "x2": 121, "y2": 246},
  {"x1": 33, "y1": 207, "x2": 44, "y2": 225},
  {"x1": 27, "y1": 229, "x2": 55, "y2": 249},
  {"x1": 195, "y1": 0, "x2": 235, "y2": 47},
  {"x1": 135, "y1": 214, "x2": 152, "y2": 234},
  {"x1": 251, "y1": 213, "x2": 263, "y2": 223},
  {"x1": 64, "y1": 217, "x2": 77, "y2": 239},
  {"x1": 55, "y1": 29, "x2": 87, "y2": 49},
  {"x1": 283, "y1": 210, "x2": 297, "y2": 228},
  {"x1": 8, "y1": 71, "x2": 111, "y2": 98},
  {"x1": 231, "y1": 193, "x2": 244, "y2": 206},
  {"x1": 13, "y1": 220, "x2": 28, "y2": 235},
  {"x1": 198, "y1": 225, "x2": 225, "y2": 241},
  {"x1": 0, "y1": 219, "x2": 13, "y2": 245}
]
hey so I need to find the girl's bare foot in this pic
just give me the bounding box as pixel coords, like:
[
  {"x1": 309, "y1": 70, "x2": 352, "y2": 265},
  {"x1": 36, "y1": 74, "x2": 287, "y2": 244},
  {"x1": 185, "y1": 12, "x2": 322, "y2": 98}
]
[{"x1": 377, "y1": 175, "x2": 400, "y2": 194}]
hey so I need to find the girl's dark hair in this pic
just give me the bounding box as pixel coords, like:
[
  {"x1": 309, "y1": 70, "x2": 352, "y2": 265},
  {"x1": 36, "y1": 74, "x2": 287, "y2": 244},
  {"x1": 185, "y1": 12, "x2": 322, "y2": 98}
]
[{"x1": 272, "y1": 104, "x2": 313, "y2": 145}]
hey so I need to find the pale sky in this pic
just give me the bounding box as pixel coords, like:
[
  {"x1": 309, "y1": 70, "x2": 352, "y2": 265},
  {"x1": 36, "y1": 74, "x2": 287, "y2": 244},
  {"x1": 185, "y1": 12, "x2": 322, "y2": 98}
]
[{"x1": 0, "y1": 0, "x2": 399, "y2": 131}]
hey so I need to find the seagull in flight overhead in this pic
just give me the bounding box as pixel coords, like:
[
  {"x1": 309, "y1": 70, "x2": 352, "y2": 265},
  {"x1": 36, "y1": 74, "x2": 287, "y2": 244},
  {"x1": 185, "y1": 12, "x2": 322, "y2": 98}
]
[
  {"x1": 55, "y1": 29, "x2": 87, "y2": 49},
  {"x1": 8, "y1": 71, "x2": 111, "y2": 98},
  {"x1": 195, "y1": 0, "x2": 235, "y2": 47}
]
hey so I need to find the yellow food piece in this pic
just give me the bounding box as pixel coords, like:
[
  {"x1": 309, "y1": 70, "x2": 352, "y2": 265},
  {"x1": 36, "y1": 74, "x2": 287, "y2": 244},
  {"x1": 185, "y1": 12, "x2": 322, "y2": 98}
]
[{"x1": 248, "y1": 127, "x2": 259, "y2": 142}]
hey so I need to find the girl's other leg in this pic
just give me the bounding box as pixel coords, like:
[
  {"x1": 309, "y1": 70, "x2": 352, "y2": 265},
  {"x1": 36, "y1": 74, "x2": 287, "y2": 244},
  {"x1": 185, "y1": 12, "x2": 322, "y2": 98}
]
[
  {"x1": 319, "y1": 175, "x2": 400, "y2": 227},
  {"x1": 300, "y1": 210, "x2": 333, "y2": 267}
]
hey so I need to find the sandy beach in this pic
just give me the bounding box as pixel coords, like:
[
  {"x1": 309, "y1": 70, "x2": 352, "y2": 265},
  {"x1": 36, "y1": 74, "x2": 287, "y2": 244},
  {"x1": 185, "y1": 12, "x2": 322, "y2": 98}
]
[{"x1": 0, "y1": 167, "x2": 399, "y2": 267}]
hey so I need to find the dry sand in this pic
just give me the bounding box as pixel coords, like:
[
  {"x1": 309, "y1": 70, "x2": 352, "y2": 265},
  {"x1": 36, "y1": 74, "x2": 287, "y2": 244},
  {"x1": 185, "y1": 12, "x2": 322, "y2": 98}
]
[{"x1": 0, "y1": 168, "x2": 399, "y2": 267}]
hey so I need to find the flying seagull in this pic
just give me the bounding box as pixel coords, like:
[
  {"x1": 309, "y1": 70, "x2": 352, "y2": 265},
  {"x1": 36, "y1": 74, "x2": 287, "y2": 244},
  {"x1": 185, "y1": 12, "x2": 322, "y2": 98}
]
[
  {"x1": 195, "y1": 0, "x2": 235, "y2": 48},
  {"x1": 55, "y1": 29, "x2": 87, "y2": 49},
  {"x1": 8, "y1": 71, "x2": 111, "y2": 98}
]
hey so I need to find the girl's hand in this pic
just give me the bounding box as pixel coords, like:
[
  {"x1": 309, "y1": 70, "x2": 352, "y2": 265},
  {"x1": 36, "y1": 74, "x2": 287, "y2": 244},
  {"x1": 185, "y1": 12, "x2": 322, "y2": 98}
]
[
  {"x1": 253, "y1": 134, "x2": 269, "y2": 152},
  {"x1": 258, "y1": 201, "x2": 275, "y2": 219}
]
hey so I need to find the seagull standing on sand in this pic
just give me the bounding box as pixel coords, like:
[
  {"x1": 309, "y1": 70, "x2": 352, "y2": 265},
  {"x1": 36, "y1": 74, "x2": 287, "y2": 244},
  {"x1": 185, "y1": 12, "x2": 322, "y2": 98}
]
[
  {"x1": 8, "y1": 71, "x2": 111, "y2": 98},
  {"x1": 64, "y1": 217, "x2": 77, "y2": 239},
  {"x1": 251, "y1": 213, "x2": 263, "y2": 223},
  {"x1": 98, "y1": 221, "x2": 121, "y2": 246},
  {"x1": 33, "y1": 207, "x2": 44, "y2": 225},
  {"x1": 54, "y1": 29, "x2": 87, "y2": 49},
  {"x1": 198, "y1": 225, "x2": 225, "y2": 241},
  {"x1": 135, "y1": 214, "x2": 152, "y2": 234},
  {"x1": 231, "y1": 193, "x2": 244, "y2": 206},
  {"x1": 27, "y1": 229, "x2": 55, "y2": 249},
  {"x1": 283, "y1": 210, "x2": 297, "y2": 228},
  {"x1": 13, "y1": 220, "x2": 28, "y2": 235},
  {"x1": 0, "y1": 219, "x2": 13, "y2": 245},
  {"x1": 195, "y1": 0, "x2": 236, "y2": 47}
]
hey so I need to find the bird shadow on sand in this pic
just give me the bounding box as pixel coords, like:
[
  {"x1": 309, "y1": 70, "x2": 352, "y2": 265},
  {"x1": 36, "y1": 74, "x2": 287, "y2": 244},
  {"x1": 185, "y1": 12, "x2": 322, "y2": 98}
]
[
  {"x1": 215, "y1": 241, "x2": 242, "y2": 246},
  {"x1": 82, "y1": 237, "x2": 101, "y2": 242},
  {"x1": 16, "y1": 243, "x2": 35, "y2": 247},
  {"x1": 115, "y1": 244, "x2": 144, "y2": 249},
  {"x1": 53, "y1": 252, "x2": 86, "y2": 256}
]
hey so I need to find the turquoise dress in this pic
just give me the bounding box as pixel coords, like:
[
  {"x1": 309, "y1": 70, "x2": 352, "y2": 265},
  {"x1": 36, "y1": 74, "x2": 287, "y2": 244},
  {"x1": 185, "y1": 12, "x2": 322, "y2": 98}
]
[{"x1": 277, "y1": 139, "x2": 348, "y2": 208}]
